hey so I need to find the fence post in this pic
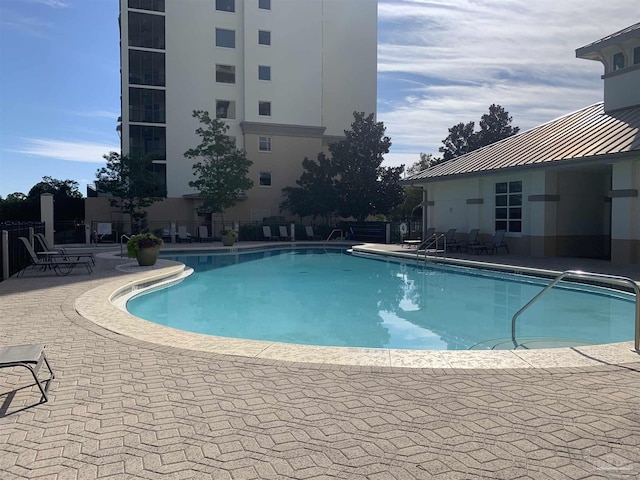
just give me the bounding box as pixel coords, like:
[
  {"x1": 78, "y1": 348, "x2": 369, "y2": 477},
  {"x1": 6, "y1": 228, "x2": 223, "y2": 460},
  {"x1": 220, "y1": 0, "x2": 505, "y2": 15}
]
[
  {"x1": 385, "y1": 223, "x2": 391, "y2": 244},
  {"x1": 2, "y1": 230, "x2": 8, "y2": 280},
  {"x1": 291, "y1": 222, "x2": 295, "y2": 242},
  {"x1": 29, "y1": 227, "x2": 34, "y2": 246}
]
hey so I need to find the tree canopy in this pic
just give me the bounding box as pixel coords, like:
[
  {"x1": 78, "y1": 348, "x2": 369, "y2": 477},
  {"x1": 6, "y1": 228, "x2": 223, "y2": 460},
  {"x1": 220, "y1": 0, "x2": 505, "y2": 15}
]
[
  {"x1": 331, "y1": 112, "x2": 404, "y2": 221},
  {"x1": 185, "y1": 110, "x2": 253, "y2": 219},
  {"x1": 95, "y1": 152, "x2": 165, "y2": 233},
  {"x1": 439, "y1": 104, "x2": 519, "y2": 161}
]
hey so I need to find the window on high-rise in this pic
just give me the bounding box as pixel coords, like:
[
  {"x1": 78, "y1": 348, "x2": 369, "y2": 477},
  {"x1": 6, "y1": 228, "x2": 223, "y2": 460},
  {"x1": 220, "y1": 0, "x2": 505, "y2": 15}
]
[
  {"x1": 216, "y1": 100, "x2": 236, "y2": 119},
  {"x1": 258, "y1": 65, "x2": 271, "y2": 81},
  {"x1": 129, "y1": 50, "x2": 165, "y2": 86},
  {"x1": 216, "y1": 64, "x2": 235, "y2": 84},
  {"x1": 258, "y1": 30, "x2": 271, "y2": 45},
  {"x1": 128, "y1": 12, "x2": 165, "y2": 49},
  {"x1": 129, "y1": 125, "x2": 166, "y2": 160},
  {"x1": 215, "y1": 28, "x2": 235, "y2": 48},
  {"x1": 128, "y1": 0, "x2": 164, "y2": 12},
  {"x1": 129, "y1": 88, "x2": 166, "y2": 123},
  {"x1": 259, "y1": 136, "x2": 271, "y2": 152},
  {"x1": 495, "y1": 181, "x2": 522, "y2": 233},
  {"x1": 259, "y1": 172, "x2": 272, "y2": 186},
  {"x1": 613, "y1": 52, "x2": 625, "y2": 71},
  {"x1": 634, "y1": 46, "x2": 640, "y2": 65},
  {"x1": 216, "y1": 0, "x2": 234, "y2": 12},
  {"x1": 150, "y1": 162, "x2": 167, "y2": 197},
  {"x1": 258, "y1": 0, "x2": 271, "y2": 10},
  {"x1": 258, "y1": 101, "x2": 271, "y2": 116}
]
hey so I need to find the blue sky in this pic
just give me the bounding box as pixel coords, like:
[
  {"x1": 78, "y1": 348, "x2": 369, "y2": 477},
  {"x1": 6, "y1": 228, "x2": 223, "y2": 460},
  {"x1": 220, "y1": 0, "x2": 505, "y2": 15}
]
[{"x1": 1, "y1": 0, "x2": 638, "y2": 197}]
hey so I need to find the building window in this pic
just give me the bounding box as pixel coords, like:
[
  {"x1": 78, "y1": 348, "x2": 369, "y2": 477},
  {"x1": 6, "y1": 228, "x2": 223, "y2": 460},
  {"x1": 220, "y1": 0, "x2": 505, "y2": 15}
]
[
  {"x1": 129, "y1": 125, "x2": 166, "y2": 160},
  {"x1": 258, "y1": 0, "x2": 271, "y2": 10},
  {"x1": 259, "y1": 136, "x2": 271, "y2": 151},
  {"x1": 215, "y1": 28, "x2": 235, "y2": 48},
  {"x1": 128, "y1": 12, "x2": 165, "y2": 49},
  {"x1": 259, "y1": 172, "x2": 272, "y2": 186},
  {"x1": 216, "y1": 100, "x2": 236, "y2": 119},
  {"x1": 150, "y1": 162, "x2": 167, "y2": 196},
  {"x1": 215, "y1": 0, "x2": 234, "y2": 12},
  {"x1": 258, "y1": 30, "x2": 271, "y2": 45},
  {"x1": 258, "y1": 65, "x2": 271, "y2": 81},
  {"x1": 495, "y1": 181, "x2": 522, "y2": 233},
  {"x1": 129, "y1": 87, "x2": 166, "y2": 123},
  {"x1": 258, "y1": 101, "x2": 271, "y2": 116},
  {"x1": 634, "y1": 46, "x2": 640, "y2": 65},
  {"x1": 216, "y1": 64, "x2": 235, "y2": 84},
  {"x1": 613, "y1": 52, "x2": 625, "y2": 71},
  {"x1": 129, "y1": 50, "x2": 165, "y2": 86},
  {"x1": 128, "y1": 0, "x2": 165, "y2": 12}
]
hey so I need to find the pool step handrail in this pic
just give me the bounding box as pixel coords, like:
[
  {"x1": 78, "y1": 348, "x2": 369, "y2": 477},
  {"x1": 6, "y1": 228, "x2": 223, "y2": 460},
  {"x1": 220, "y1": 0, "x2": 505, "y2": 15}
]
[
  {"x1": 511, "y1": 270, "x2": 640, "y2": 351},
  {"x1": 325, "y1": 229, "x2": 343, "y2": 243},
  {"x1": 416, "y1": 233, "x2": 446, "y2": 263},
  {"x1": 120, "y1": 234, "x2": 130, "y2": 258}
]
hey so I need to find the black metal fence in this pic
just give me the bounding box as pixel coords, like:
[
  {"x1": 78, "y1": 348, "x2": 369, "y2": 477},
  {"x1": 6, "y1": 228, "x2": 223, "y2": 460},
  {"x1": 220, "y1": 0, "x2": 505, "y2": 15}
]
[{"x1": 0, "y1": 221, "x2": 45, "y2": 281}]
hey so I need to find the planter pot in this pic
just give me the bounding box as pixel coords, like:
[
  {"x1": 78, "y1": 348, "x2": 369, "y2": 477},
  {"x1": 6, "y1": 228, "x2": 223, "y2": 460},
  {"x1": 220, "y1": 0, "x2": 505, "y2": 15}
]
[
  {"x1": 136, "y1": 246, "x2": 160, "y2": 266},
  {"x1": 221, "y1": 235, "x2": 236, "y2": 247}
]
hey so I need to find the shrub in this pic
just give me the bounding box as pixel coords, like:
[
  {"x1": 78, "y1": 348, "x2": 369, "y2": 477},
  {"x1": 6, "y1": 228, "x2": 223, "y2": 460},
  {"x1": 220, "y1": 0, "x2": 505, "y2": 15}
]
[{"x1": 126, "y1": 233, "x2": 164, "y2": 258}]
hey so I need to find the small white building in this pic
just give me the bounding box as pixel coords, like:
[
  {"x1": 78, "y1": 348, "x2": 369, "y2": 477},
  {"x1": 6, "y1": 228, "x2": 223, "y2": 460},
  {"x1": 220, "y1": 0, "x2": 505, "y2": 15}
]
[
  {"x1": 402, "y1": 23, "x2": 640, "y2": 264},
  {"x1": 87, "y1": 0, "x2": 377, "y2": 229}
]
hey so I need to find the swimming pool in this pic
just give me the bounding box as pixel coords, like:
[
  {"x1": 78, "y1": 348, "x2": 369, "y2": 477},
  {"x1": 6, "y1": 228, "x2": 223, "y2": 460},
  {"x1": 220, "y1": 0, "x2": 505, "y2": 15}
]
[{"x1": 126, "y1": 248, "x2": 635, "y2": 350}]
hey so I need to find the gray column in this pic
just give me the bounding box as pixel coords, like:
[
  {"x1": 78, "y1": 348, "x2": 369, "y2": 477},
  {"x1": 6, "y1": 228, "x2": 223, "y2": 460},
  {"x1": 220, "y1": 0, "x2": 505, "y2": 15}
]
[{"x1": 40, "y1": 193, "x2": 55, "y2": 247}]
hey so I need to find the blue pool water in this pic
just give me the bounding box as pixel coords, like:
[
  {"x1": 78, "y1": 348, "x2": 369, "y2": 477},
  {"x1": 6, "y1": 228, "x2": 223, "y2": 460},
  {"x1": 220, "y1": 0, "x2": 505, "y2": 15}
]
[{"x1": 126, "y1": 248, "x2": 635, "y2": 350}]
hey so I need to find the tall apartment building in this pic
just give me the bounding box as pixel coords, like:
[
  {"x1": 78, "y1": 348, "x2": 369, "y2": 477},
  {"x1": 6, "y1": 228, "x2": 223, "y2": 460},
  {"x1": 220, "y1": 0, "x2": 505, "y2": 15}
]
[{"x1": 98, "y1": 0, "x2": 377, "y2": 228}]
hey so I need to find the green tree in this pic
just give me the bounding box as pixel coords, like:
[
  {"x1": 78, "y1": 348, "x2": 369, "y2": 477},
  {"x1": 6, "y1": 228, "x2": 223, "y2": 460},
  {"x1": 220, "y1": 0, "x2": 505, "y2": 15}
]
[
  {"x1": 95, "y1": 152, "x2": 165, "y2": 233},
  {"x1": 28, "y1": 176, "x2": 82, "y2": 200},
  {"x1": 185, "y1": 110, "x2": 253, "y2": 220},
  {"x1": 331, "y1": 112, "x2": 404, "y2": 221},
  {"x1": 439, "y1": 104, "x2": 519, "y2": 160},
  {"x1": 280, "y1": 152, "x2": 336, "y2": 223},
  {"x1": 406, "y1": 153, "x2": 440, "y2": 176}
]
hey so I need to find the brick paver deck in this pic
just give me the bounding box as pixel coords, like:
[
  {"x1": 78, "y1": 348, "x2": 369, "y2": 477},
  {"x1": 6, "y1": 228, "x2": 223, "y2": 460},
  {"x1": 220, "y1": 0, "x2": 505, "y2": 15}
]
[{"x1": 1, "y1": 249, "x2": 639, "y2": 479}]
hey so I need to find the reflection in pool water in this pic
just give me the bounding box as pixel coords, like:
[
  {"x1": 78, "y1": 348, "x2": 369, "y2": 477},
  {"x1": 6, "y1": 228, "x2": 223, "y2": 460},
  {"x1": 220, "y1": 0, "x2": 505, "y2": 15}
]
[{"x1": 126, "y1": 248, "x2": 635, "y2": 350}]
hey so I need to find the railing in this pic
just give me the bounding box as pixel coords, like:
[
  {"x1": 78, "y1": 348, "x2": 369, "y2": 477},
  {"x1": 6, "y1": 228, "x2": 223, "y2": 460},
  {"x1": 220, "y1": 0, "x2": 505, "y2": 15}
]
[
  {"x1": 511, "y1": 270, "x2": 640, "y2": 351},
  {"x1": 416, "y1": 233, "x2": 446, "y2": 263},
  {"x1": 325, "y1": 229, "x2": 343, "y2": 242},
  {"x1": 120, "y1": 234, "x2": 130, "y2": 258}
]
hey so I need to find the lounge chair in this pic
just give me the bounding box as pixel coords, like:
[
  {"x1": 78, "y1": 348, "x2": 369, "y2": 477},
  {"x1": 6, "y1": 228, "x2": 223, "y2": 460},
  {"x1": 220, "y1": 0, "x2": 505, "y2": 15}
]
[
  {"x1": 443, "y1": 228, "x2": 459, "y2": 251},
  {"x1": 177, "y1": 226, "x2": 192, "y2": 243},
  {"x1": 468, "y1": 230, "x2": 509, "y2": 254},
  {"x1": 262, "y1": 226, "x2": 278, "y2": 241},
  {"x1": 197, "y1": 225, "x2": 212, "y2": 242},
  {"x1": 305, "y1": 226, "x2": 321, "y2": 240},
  {"x1": 35, "y1": 233, "x2": 95, "y2": 265},
  {"x1": 462, "y1": 229, "x2": 480, "y2": 253},
  {"x1": 18, "y1": 237, "x2": 93, "y2": 276},
  {"x1": 279, "y1": 225, "x2": 292, "y2": 241},
  {"x1": 0, "y1": 344, "x2": 55, "y2": 403},
  {"x1": 489, "y1": 229, "x2": 509, "y2": 254},
  {"x1": 404, "y1": 227, "x2": 436, "y2": 249}
]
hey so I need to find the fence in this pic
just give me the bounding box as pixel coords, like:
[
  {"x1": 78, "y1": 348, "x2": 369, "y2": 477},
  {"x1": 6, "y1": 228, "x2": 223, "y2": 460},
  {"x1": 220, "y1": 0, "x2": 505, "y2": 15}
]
[{"x1": 0, "y1": 221, "x2": 45, "y2": 281}]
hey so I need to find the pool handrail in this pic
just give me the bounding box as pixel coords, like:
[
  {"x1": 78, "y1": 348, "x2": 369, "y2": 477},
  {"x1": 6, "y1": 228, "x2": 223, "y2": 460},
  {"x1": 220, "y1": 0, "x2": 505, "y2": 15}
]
[
  {"x1": 120, "y1": 234, "x2": 130, "y2": 258},
  {"x1": 511, "y1": 270, "x2": 640, "y2": 351},
  {"x1": 416, "y1": 233, "x2": 446, "y2": 262},
  {"x1": 325, "y1": 229, "x2": 343, "y2": 242}
]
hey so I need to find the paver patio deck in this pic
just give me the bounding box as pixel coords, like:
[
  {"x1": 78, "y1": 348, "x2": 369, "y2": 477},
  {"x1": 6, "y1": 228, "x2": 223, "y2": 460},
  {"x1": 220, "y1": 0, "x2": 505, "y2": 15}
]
[{"x1": 1, "y1": 243, "x2": 639, "y2": 479}]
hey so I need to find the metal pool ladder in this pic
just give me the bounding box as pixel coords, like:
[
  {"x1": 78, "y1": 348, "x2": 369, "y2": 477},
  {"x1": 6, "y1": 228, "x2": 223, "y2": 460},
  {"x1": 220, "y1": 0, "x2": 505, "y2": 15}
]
[
  {"x1": 416, "y1": 233, "x2": 446, "y2": 263},
  {"x1": 511, "y1": 270, "x2": 640, "y2": 351}
]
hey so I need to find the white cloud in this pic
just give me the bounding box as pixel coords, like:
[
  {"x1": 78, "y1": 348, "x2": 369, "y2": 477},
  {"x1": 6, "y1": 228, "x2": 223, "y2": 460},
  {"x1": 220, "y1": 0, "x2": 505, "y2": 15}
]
[
  {"x1": 74, "y1": 110, "x2": 120, "y2": 120},
  {"x1": 14, "y1": 138, "x2": 119, "y2": 163},
  {"x1": 31, "y1": 0, "x2": 69, "y2": 8},
  {"x1": 376, "y1": 0, "x2": 639, "y2": 158}
]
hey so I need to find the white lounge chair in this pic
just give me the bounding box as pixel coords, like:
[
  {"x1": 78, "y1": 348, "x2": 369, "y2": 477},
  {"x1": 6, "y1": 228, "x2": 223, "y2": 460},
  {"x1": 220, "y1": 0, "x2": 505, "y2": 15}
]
[
  {"x1": 18, "y1": 237, "x2": 93, "y2": 276},
  {"x1": 279, "y1": 225, "x2": 292, "y2": 241},
  {"x1": 305, "y1": 226, "x2": 321, "y2": 240},
  {"x1": 35, "y1": 233, "x2": 95, "y2": 265},
  {"x1": 262, "y1": 226, "x2": 278, "y2": 241},
  {"x1": 177, "y1": 226, "x2": 192, "y2": 243}
]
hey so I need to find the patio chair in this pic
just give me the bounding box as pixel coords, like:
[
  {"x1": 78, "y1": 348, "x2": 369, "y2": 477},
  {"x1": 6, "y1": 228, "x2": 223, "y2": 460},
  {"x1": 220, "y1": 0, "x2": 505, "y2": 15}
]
[
  {"x1": 177, "y1": 226, "x2": 192, "y2": 243},
  {"x1": 305, "y1": 226, "x2": 321, "y2": 240},
  {"x1": 279, "y1": 225, "x2": 292, "y2": 241},
  {"x1": 18, "y1": 237, "x2": 93, "y2": 276},
  {"x1": 443, "y1": 228, "x2": 459, "y2": 251},
  {"x1": 462, "y1": 229, "x2": 480, "y2": 253},
  {"x1": 35, "y1": 233, "x2": 95, "y2": 265},
  {"x1": 489, "y1": 229, "x2": 509, "y2": 254},
  {"x1": 262, "y1": 226, "x2": 278, "y2": 241},
  {"x1": 0, "y1": 344, "x2": 55, "y2": 403},
  {"x1": 197, "y1": 225, "x2": 212, "y2": 242}
]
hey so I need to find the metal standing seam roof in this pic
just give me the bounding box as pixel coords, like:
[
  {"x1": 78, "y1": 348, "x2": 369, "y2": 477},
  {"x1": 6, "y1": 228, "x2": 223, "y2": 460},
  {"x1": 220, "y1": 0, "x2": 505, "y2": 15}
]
[{"x1": 402, "y1": 102, "x2": 640, "y2": 184}]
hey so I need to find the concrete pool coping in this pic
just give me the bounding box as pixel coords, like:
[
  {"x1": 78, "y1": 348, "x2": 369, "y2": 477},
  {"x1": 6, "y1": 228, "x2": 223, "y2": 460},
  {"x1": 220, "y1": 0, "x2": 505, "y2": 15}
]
[{"x1": 75, "y1": 244, "x2": 640, "y2": 370}]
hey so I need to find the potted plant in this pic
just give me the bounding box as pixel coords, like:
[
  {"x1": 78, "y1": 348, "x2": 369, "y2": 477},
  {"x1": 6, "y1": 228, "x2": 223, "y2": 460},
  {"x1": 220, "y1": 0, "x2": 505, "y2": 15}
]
[
  {"x1": 127, "y1": 233, "x2": 164, "y2": 266},
  {"x1": 220, "y1": 229, "x2": 238, "y2": 246}
]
